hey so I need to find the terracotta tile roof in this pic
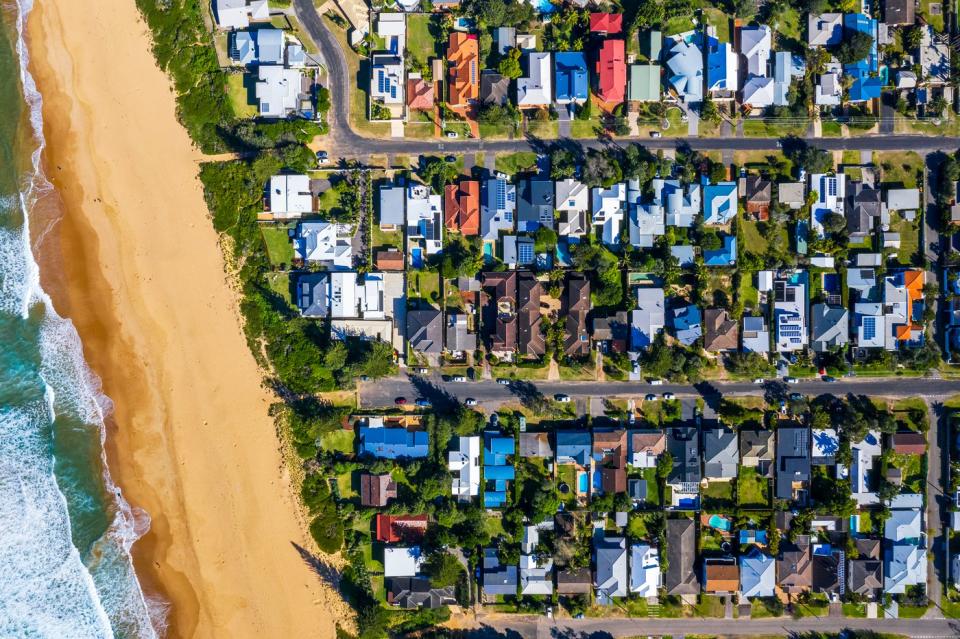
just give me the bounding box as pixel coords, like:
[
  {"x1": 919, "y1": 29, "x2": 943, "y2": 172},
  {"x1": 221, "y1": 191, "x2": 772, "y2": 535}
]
[
  {"x1": 407, "y1": 77, "x2": 435, "y2": 110},
  {"x1": 891, "y1": 431, "x2": 926, "y2": 455},
  {"x1": 447, "y1": 33, "x2": 479, "y2": 107},
  {"x1": 444, "y1": 180, "x2": 480, "y2": 236},
  {"x1": 375, "y1": 248, "x2": 405, "y2": 271},
  {"x1": 704, "y1": 562, "x2": 739, "y2": 592},
  {"x1": 375, "y1": 514, "x2": 429, "y2": 543}
]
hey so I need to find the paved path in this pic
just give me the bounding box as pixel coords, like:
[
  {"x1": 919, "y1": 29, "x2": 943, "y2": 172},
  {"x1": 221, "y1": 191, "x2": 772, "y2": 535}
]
[
  {"x1": 926, "y1": 399, "x2": 947, "y2": 617},
  {"x1": 291, "y1": 0, "x2": 960, "y2": 159},
  {"x1": 475, "y1": 613, "x2": 960, "y2": 638},
  {"x1": 360, "y1": 374, "x2": 960, "y2": 409}
]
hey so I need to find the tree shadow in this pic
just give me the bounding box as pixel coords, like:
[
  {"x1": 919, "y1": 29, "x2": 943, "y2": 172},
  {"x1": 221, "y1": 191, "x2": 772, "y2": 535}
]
[
  {"x1": 291, "y1": 541, "x2": 343, "y2": 591},
  {"x1": 408, "y1": 374, "x2": 462, "y2": 414}
]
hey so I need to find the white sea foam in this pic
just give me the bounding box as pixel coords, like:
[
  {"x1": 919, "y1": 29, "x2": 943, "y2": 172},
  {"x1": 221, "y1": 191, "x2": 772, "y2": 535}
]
[{"x1": 0, "y1": 0, "x2": 166, "y2": 636}]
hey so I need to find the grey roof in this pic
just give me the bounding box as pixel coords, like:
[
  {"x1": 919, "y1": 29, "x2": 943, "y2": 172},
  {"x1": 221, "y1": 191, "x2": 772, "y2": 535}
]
[
  {"x1": 742, "y1": 315, "x2": 770, "y2": 353},
  {"x1": 776, "y1": 426, "x2": 811, "y2": 500},
  {"x1": 503, "y1": 235, "x2": 535, "y2": 266},
  {"x1": 848, "y1": 267, "x2": 879, "y2": 302},
  {"x1": 668, "y1": 426, "x2": 700, "y2": 484},
  {"x1": 628, "y1": 478, "x2": 648, "y2": 501},
  {"x1": 445, "y1": 312, "x2": 477, "y2": 353},
  {"x1": 480, "y1": 71, "x2": 511, "y2": 106},
  {"x1": 297, "y1": 272, "x2": 329, "y2": 318},
  {"x1": 407, "y1": 308, "x2": 443, "y2": 353},
  {"x1": 740, "y1": 428, "x2": 774, "y2": 462},
  {"x1": 556, "y1": 430, "x2": 591, "y2": 466},
  {"x1": 703, "y1": 427, "x2": 739, "y2": 479},
  {"x1": 388, "y1": 577, "x2": 457, "y2": 609},
  {"x1": 665, "y1": 519, "x2": 699, "y2": 594},
  {"x1": 517, "y1": 179, "x2": 555, "y2": 230},
  {"x1": 848, "y1": 558, "x2": 883, "y2": 595},
  {"x1": 594, "y1": 536, "x2": 628, "y2": 601},
  {"x1": 810, "y1": 304, "x2": 849, "y2": 352},
  {"x1": 671, "y1": 245, "x2": 696, "y2": 267},
  {"x1": 519, "y1": 432, "x2": 553, "y2": 458},
  {"x1": 256, "y1": 28, "x2": 285, "y2": 64},
  {"x1": 379, "y1": 184, "x2": 406, "y2": 226},
  {"x1": 483, "y1": 547, "x2": 518, "y2": 595},
  {"x1": 846, "y1": 182, "x2": 883, "y2": 237}
]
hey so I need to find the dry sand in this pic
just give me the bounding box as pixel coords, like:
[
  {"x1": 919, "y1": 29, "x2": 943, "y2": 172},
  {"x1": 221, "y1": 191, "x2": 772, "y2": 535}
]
[{"x1": 27, "y1": 1, "x2": 349, "y2": 636}]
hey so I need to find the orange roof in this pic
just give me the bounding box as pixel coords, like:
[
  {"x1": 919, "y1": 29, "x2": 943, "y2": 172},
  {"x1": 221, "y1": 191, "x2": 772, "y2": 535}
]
[
  {"x1": 444, "y1": 180, "x2": 480, "y2": 236},
  {"x1": 406, "y1": 77, "x2": 434, "y2": 110},
  {"x1": 904, "y1": 269, "x2": 923, "y2": 304},
  {"x1": 375, "y1": 249, "x2": 405, "y2": 271},
  {"x1": 447, "y1": 33, "x2": 479, "y2": 106},
  {"x1": 704, "y1": 562, "x2": 739, "y2": 592},
  {"x1": 374, "y1": 514, "x2": 429, "y2": 543},
  {"x1": 595, "y1": 39, "x2": 626, "y2": 104}
]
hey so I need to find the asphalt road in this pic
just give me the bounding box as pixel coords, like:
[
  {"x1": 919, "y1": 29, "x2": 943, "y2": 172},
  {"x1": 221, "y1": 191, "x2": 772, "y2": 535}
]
[
  {"x1": 292, "y1": 0, "x2": 960, "y2": 158},
  {"x1": 359, "y1": 374, "x2": 960, "y2": 409},
  {"x1": 473, "y1": 614, "x2": 960, "y2": 639}
]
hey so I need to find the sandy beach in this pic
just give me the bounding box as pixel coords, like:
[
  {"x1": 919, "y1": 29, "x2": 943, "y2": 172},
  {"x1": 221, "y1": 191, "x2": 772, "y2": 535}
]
[{"x1": 27, "y1": 1, "x2": 348, "y2": 637}]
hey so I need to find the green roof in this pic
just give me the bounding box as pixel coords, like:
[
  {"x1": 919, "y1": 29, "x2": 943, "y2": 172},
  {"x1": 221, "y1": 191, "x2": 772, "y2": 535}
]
[
  {"x1": 629, "y1": 64, "x2": 661, "y2": 102},
  {"x1": 644, "y1": 30, "x2": 662, "y2": 61}
]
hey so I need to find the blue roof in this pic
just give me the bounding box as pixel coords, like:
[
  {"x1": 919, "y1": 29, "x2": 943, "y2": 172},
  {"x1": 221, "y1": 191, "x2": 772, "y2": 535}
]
[
  {"x1": 484, "y1": 465, "x2": 516, "y2": 480},
  {"x1": 703, "y1": 182, "x2": 737, "y2": 225},
  {"x1": 704, "y1": 235, "x2": 737, "y2": 266},
  {"x1": 554, "y1": 51, "x2": 588, "y2": 101},
  {"x1": 485, "y1": 434, "x2": 515, "y2": 465},
  {"x1": 843, "y1": 14, "x2": 879, "y2": 102},
  {"x1": 358, "y1": 428, "x2": 429, "y2": 459},
  {"x1": 484, "y1": 491, "x2": 508, "y2": 508},
  {"x1": 556, "y1": 431, "x2": 591, "y2": 466},
  {"x1": 848, "y1": 76, "x2": 883, "y2": 102},
  {"x1": 706, "y1": 38, "x2": 733, "y2": 92}
]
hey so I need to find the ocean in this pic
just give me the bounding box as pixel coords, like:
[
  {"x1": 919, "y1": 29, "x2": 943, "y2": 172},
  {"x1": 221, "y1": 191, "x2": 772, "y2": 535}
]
[{"x1": 0, "y1": 2, "x2": 161, "y2": 637}]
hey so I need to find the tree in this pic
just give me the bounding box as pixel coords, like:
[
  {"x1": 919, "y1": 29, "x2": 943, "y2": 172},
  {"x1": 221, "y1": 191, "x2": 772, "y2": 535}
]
[
  {"x1": 608, "y1": 116, "x2": 631, "y2": 136},
  {"x1": 725, "y1": 352, "x2": 775, "y2": 378},
  {"x1": 550, "y1": 148, "x2": 576, "y2": 179},
  {"x1": 424, "y1": 551, "x2": 465, "y2": 588},
  {"x1": 824, "y1": 212, "x2": 848, "y2": 234},
  {"x1": 902, "y1": 25, "x2": 924, "y2": 51},
  {"x1": 534, "y1": 225, "x2": 558, "y2": 252},
  {"x1": 420, "y1": 156, "x2": 459, "y2": 193},
  {"x1": 656, "y1": 451, "x2": 674, "y2": 479},
  {"x1": 785, "y1": 140, "x2": 833, "y2": 174},
  {"x1": 478, "y1": 102, "x2": 518, "y2": 128},
  {"x1": 498, "y1": 48, "x2": 523, "y2": 79},
  {"x1": 700, "y1": 96, "x2": 721, "y2": 124},
  {"x1": 833, "y1": 30, "x2": 874, "y2": 65},
  {"x1": 581, "y1": 149, "x2": 623, "y2": 187}
]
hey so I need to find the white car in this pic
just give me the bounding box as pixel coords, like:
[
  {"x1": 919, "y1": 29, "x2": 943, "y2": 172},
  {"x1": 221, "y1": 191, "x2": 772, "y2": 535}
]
[
  {"x1": 784, "y1": 376, "x2": 799, "y2": 384},
  {"x1": 554, "y1": 393, "x2": 571, "y2": 403},
  {"x1": 752, "y1": 378, "x2": 764, "y2": 384},
  {"x1": 451, "y1": 375, "x2": 467, "y2": 383},
  {"x1": 662, "y1": 392, "x2": 675, "y2": 400},
  {"x1": 648, "y1": 379, "x2": 664, "y2": 386},
  {"x1": 464, "y1": 398, "x2": 477, "y2": 406},
  {"x1": 446, "y1": 131, "x2": 459, "y2": 138}
]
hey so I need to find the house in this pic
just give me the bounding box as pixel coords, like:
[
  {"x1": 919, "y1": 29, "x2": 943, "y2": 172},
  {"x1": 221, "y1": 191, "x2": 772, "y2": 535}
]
[
  {"x1": 444, "y1": 180, "x2": 480, "y2": 236},
  {"x1": 230, "y1": 31, "x2": 257, "y2": 65},
  {"x1": 778, "y1": 182, "x2": 805, "y2": 210},
  {"x1": 810, "y1": 304, "x2": 849, "y2": 352},
  {"x1": 812, "y1": 545, "x2": 843, "y2": 594},
  {"x1": 702, "y1": 426, "x2": 739, "y2": 479},
  {"x1": 628, "y1": 64, "x2": 661, "y2": 102},
  {"x1": 592, "y1": 183, "x2": 627, "y2": 246},
  {"x1": 595, "y1": 39, "x2": 626, "y2": 104},
  {"x1": 777, "y1": 536, "x2": 813, "y2": 593},
  {"x1": 629, "y1": 430, "x2": 666, "y2": 468},
  {"x1": 775, "y1": 425, "x2": 811, "y2": 501},
  {"x1": 593, "y1": 428, "x2": 627, "y2": 495},
  {"x1": 592, "y1": 311, "x2": 630, "y2": 353},
  {"x1": 742, "y1": 76, "x2": 775, "y2": 108},
  {"x1": 740, "y1": 26, "x2": 772, "y2": 77},
  {"x1": 379, "y1": 182, "x2": 405, "y2": 230},
  {"x1": 703, "y1": 182, "x2": 738, "y2": 225},
  {"x1": 703, "y1": 308, "x2": 739, "y2": 352},
  {"x1": 406, "y1": 182, "x2": 443, "y2": 253},
  {"x1": 449, "y1": 435, "x2": 481, "y2": 500},
  {"x1": 812, "y1": 428, "x2": 839, "y2": 465},
  {"x1": 740, "y1": 547, "x2": 776, "y2": 598},
  {"x1": 885, "y1": 543, "x2": 927, "y2": 594},
  {"x1": 483, "y1": 547, "x2": 518, "y2": 597},
  {"x1": 555, "y1": 52, "x2": 589, "y2": 104},
  {"x1": 740, "y1": 175, "x2": 772, "y2": 220},
  {"x1": 707, "y1": 38, "x2": 739, "y2": 98},
  {"x1": 494, "y1": 27, "x2": 516, "y2": 55},
  {"x1": 360, "y1": 473, "x2": 397, "y2": 507},
  {"x1": 843, "y1": 14, "x2": 882, "y2": 102},
  {"x1": 774, "y1": 272, "x2": 808, "y2": 352},
  {"x1": 671, "y1": 304, "x2": 702, "y2": 346},
  {"x1": 556, "y1": 179, "x2": 590, "y2": 237},
  {"x1": 671, "y1": 245, "x2": 696, "y2": 268},
  {"x1": 774, "y1": 52, "x2": 803, "y2": 106},
  {"x1": 359, "y1": 427, "x2": 429, "y2": 459},
  {"x1": 628, "y1": 178, "x2": 665, "y2": 248},
  {"x1": 642, "y1": 28, "x2": 662, "y2": 61},
  {"x1": 370, "y1": 54, "x2": 405, "y2": 114},
  {"x1": 667, "y1": 425, "x2": 701, "y2": 498},
  {"x1": 286, "y1": 43, "x2": 307, "y2": 68},
  {"x1": 866, "y1": 270, "x2": 924, "y2": 351},
  {"x1": 268, "y1": 174, "x2": 313, "y2": 218},
  {"x1": 656, "y1": 179, "x2": 701, "y2": 227},
  {"x1": 630, "y1": 544, "x2": 661, "y2": 597},
  {"x1": 808, "y1": 13, "x2": 843, "y2": 47},
  {"x1": 665, "y1": 39, "x2": 704, "y2": 103},
  {"x1": 406, "y1": 74, "x2": 434, "y2": 111},
  {"x1": 892, "y1": 432, "x2": 926, "y2": 455},
  {"x1": 848, "y1": 538, "x2": 883, "y2": 598},
  {"x1": 704, "y1": 558, "x2": 739, "y2": 594},
  {"x1": 483, "y1": 432, "x2": 516, "y2": 508},
  {"x1": 375, "y1": 249, "x2": 405, "y2": 271},
  {"x1": 520, "y1": 523, "x2": 554, "y2": 595},
  {"x1": 480, "y1": 71, "x2": 510, "y2": 106},
  {"x1": 328, "y1": 271, "x2": 390, "y2": 321},
  {"x1": 815, "y1": 62, "x2": 843, "y2": 106},
  {"x1": 445, "y1": 312, "x2": 476, "y2": 356},
  {"x1": 557, "y1": 567, "x2": 592, "y2": 594},
  {"x1": 256, "y1": 65, "x2": 305, "y2": 118},
  {"x1": 215, "y1": 0, "x2": 269, "y2": 30},
  {"x1": 297, "y1": 273, "x2": 329, "y2": 318},
  {"x1": 740, "y1": 428, "x2": 775, "y2": 476},
  {"x1": 809, "y1": 173, "x2": 847, "y2": 238},
  {"x1": 519, "y1": 432, "x2": 553, "y2": 458},
  {"x1": 589, "y1": 12, "x2": 623, "y2": 35},
  {"x1": 518, "y1": 272, "x2": 545, "y2": 357},
  {"x1": 631, "y1": 288, "x2": 665, "y2": 350},
  {"x1": 556, "y1": 430, "x2": 592, "y2": 467},
  {"x1": 886, "y1": 189, "x2": 921, "y2": 216},
  {"x1": 518, "y1": 179, "x2": 555, "y2": 232},
  {"x1": 885, "y1": 0, "x2": 915, "y2": 25},
  {"x1": 376, "y1": 514, "x2": 429, "y2": 544},
  {"x1": 516, "y1": 33, "x2": 537, "y2": 50},
  {"x1": 920, "y1": 25, "x2": 951, "y2": 86},
  {"x1": 295, "y1": 221, "x2": 352, "y2": 269},
  {"x1": 233, "y1": 28, "x2": 284, "y2": 65},
  {"x1": 563, "y1": 274, "x2": 591, "y2": 358},
  {"x1": 851, "y1": 430, "x2": 882, "y2": 505},
  {"x1": 481, "y1": 178, "x2": 517, "y2": 242},
  {"x1": 518, "y1": 52, "x2": 552, "y2": 107},
  {"x1": 665, "y1": 519, "x2": 700, "y2": 594},
  {"x1": 407, "y1": 308, "x2": 443, "y2": 355},
  {"x1": 628, "y1": 478, "x2": 648, "y2": 503},
  {"x1": 594, "y1": 536, "x2": 628, "y2": 604},
  {"x1": 384, "y1": 546, "x2": 425, "y2": 578},
  {"x1": 387, "y1": 577, "x2": 456, "y2": 609},
  {"x1": 742, "y1": 315, "x2": 770, "y2": 353},
  {"x1": 447, "y1": 33, "x2": 479, "y2": 107},
  {"x1": 845, "y1": 181, "x2": 882, "y2": 241}
]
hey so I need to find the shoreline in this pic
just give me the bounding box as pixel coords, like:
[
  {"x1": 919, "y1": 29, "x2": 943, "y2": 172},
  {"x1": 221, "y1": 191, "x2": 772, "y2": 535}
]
[{"x1": 26, "y1": 1, "x2": 346, "y2": 637}]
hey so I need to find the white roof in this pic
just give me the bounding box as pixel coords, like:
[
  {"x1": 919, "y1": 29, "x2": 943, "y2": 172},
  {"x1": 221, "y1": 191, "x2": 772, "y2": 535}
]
[
  {"x1": 629, "y1": 178, "x2": 665, "y2": 248},
  {"x1": 520, "y1": 553, "x2": 554, "y2": 595},
  {"x1": 270, "y1": 174, "x2": 312, "y2": 215},
  {"x1": 449, "y1": 436, "x2": 481, "y2": 499},
  {"x1": 886, "y1": 188, "x2": 921, "y2": 211},
  {"x1": 812, "y1": 428, "x2": 839, "y2": 459},
  {"x1": 808, "y1": 13, "x2": 843, "y2": 47},
  {"x1": 329, "y1": 272, "x2": 386, "y2": 319},
  {"x1": 629, "y1": 544, "x2": 660, "y2": 596},
  {"x1": 815, "y1": 66, "x2": 842, "y2": 106},
  {"x1": 809, "y1": 173, "x2": 846, "y2": 238},
  {"x1": 215, "y1": 0, "x2": 269, "y2": 30},
  {"x1": 296, "y1": 221, "x2": 353, "y2": 267},
  {"x1": 884, "y1": 508, "x2": 923, "y2": 542},
  {"x1": 742, "y1": 75, "x2": 774, "y2": 108},
  {"x1": 884, "y1": 544, "x2": 927, "y2": 594},
  {"x1": 757, "y1": 270, "x2": 774, "y2": 292},
  {"x1": 377, "y1": 12, "x2": 406, "y2": 38},
  {"x1": 384, "y1": 546, "x2": 424, "y2": 577},
  {"x1": 592, "y1": 184, "x2": 627, "y2": 246},
  {"x1": 555, "y1": 179, "x2": 589, "y2": 213},
  {"x1": 370, "y1": 55, "x2": 405, "y2": 105},
  {"x1": 665, "y1": 40, "x2": 704, "y2": 102},
  {"x1": 740, "y1": 26, "x2": 771, "y2": 77},
  {"x1": 256, "y1": 65, "x2": 302, "y2": 118},
  {"x1": 518, "y1": 52, "x2": 552, "y2": 106},
  {"x1": 632, "y1": 288, "x2": 666, "y2": 350}
]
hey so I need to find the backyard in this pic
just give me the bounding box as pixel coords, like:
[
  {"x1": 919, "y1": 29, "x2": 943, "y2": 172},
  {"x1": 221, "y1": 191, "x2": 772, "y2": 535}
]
[
  {"x1": 701, "y1": 480, "x2": 735, "y2": 510},
  {"x1": 261, "y1": 225, "x2": 295, "y2": 266},
  {"x1": 737, "y1": 466, "x2": 770, "y2": 508},
  {"x1": 408, "y1": 270, "x2": 442, "y2": 306},
  {"x1": 495, "y1": 151, "x2": 538, "y2": 176}
]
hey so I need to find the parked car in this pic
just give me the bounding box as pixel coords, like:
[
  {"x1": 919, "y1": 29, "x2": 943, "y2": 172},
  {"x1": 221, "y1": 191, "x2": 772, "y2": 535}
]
[
  {"x1": 415, "y1": 398, "x2": 432, "y2": 407},
  {"x1": 394, "y1": 397, "x2": 407, "y2": 405},
  {"x1": 451, "y1": 375, "x2": 467, "y2": 383},
  {"x1": 752, "y1": 378, "x2": 764, "y2": 384},
  {"x1": 784, "y1": 376, "x2": 799, "y2": 384},
  {"x1": 649, "y1": 131, "x2": 662, "y2": 138},
  {"x1": 315, "y1": 150, "x2": 328, "y2": 165},
  {"x1": 554, "y1": 393, "x2": 571, "y2": 403},
  {"x1": 444, "y1": 155, "x2": 456, "y2": 162},
  {"x1": 788, "y1": 392, "x2": 803, "y2": 401},
  {"x1": 445, "y1": 131, "x2": 459, "y2": 138},
  {"x1": 644, "y1": 394, "x2": 658, "y2": 401},
  {"x1": 822, "y1": 375, "x2": 837, "y2": 383},
  {"x1": 411, "y1": 367, "x2": 429, "y2": 375},
  {"x1": 662, "y1": 392, "x2": 675, "y2": 400},
  {"x1": 648, "y1": 379, "x2": 664, "y2": 386},
  {"x1": 464, "y1": 398, "x2": 477, "y2": 406},
  {"x1": 496, "y1": 378, "x2": 511, "y2": 385}
]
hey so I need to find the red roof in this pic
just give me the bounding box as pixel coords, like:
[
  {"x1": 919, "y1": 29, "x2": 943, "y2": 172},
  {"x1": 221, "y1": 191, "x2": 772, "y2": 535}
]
[
  {"x1": 595, "y1": 39, "x2": 626, "y2": 104},
  {"x1": 444, "y1": 180, "x2": 480, "y2": 236},
  {"x1": 589, "y1": 12, "x2": 623, "y2": 35},
  {"x1": 374, "y1": 514, "x2": 429, "y2": 543},
  {"x1": 406, "y1": 77, "x2": 435, "y2": 110},
  {"x1": 891, "y1": 432, "x2": 926, "y2": 455}
]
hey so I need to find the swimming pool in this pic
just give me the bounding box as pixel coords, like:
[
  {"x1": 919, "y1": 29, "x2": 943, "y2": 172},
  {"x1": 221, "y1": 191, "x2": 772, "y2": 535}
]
[
  {"x1": 411, "y1": 247, "x2": 423, "y2": 269},
  {"x1": 708, "y1": 514, "x2": 732, "y2": 531},
  {"x1": 529, "y1": 0, "x2": 556, "y2": 14},
  {"x1": 578, "y1": 472, "x2": 589, "y2": 493}
]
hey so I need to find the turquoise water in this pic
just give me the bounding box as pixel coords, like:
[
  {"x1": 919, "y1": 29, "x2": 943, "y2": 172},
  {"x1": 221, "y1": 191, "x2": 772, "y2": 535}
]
[
  {"x1": 0, "y1": 2, "x2": 159, "y2": 636},
  {"x1": 707, "y1": 514, "x2": 732, "y2": 531}
]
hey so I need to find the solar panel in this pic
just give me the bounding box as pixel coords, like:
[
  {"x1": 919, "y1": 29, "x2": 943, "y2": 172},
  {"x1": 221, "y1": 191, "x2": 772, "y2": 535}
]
[{"x1": 863, "y1": 316, "x2": 876, "y2": 340}]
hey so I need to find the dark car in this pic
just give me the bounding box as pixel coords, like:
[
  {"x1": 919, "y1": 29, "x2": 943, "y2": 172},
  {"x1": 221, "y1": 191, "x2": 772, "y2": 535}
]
[
  {"x1": 788, "y1": 392, "x2": 803, "y2": 401},
  {"x1": 822, "y1": 375, "x2": 837, "y2": 383},
  {"x1": 395, "y1": 397, "x2": 407, "y2": 405},
  {"x1": 444, "y1": 155, "x2": 457, "y2": 162}
]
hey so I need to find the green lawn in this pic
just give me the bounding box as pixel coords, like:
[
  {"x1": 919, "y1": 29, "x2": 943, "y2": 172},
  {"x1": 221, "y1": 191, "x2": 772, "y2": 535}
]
[
  {"x1": 664, "y1": 16, "x2": 695, "y2": 36},
  {"x1": 371, "y1": 224, "x2": 403, "y2": 251},
  {"x1": 264, "y1": 271, "x2": 294, "y2": 309},
  {"x1": 495, "y1": 151, "x2": 538, "y2": 176},
  {"x1": 877, "y1": 151, "x2": 923, "y2": 188},
  {"x1": 407, "y1": 270, "x2": 441, "y2": 306},
  {"x1": 891, "y1": 212, "x2": 920, "y2": 266},
  {"x1": 702, "y1": 9, "x2": 731, "y2": 42},
  {"x1": 642, "y1": 467, "x2": 661, "y2": 507},
  {"x1": 261, "y1": 225, "x2": 295, "y2": 266},
  {"x1": 316, "y1": 185, "x2": 343, "y2": 217},
  {"x1": 570, "y1": 117, "x2": 602, "y2": 139},
  {"x1": 526, "y1": 118, "x2": 559, "y2": 139},
  {"x1": 692, "y1": 595, "x2": 726, "y2": 618},
  {"x1": 921, "y1": 0, "x2": 945, "y2": 31},
  {"x1": 820, "y1": 120, "x2": 843, "y2": 137},
  {"x1": 742, "y1": 119, "x2": 809, "y2": 138},
  {"x1": 226, "y1": 72, "x2": 258, "y2": 118},
  {"x1": 792, "y1": 593, "x2": 829, "y2": 618},
  {"x1": 320, "y1": 428, "x2": 355, "y2": 454},
  {"x1": 842, "y1": 602, "x2": 867, "y2": 617},
  {"x1": 405, "y1": 14, "x2": 438, "y2": 72},
  {"x1": 772, "y1": 7, "x2": 802, "y2": 44},
  {"x1": 702, "y1": 481, "x2": 735, "y2": 510},
  {"x1": 889, "y1": 452, "x2": 925, "y2": 493},
  {"x1": 898, "y1": 603, "x2": 930, "y2": 618},
  {"x1": 741, "y1": 218, "x2": 770, "y2": 254},
  {"x1": 737, "y1": 466, "x2": 770, "y2": 508},
  {"x1": 627, "y1": 511, "x2": 650, "y2": 539},
  {"x1": 336, "y1": 470, "x2": 356, "y2": 499}
]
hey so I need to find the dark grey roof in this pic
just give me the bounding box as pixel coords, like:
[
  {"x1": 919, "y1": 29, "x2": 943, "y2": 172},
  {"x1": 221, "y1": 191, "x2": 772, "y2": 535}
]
[
  {"x1": 776, "y1": 426, "x2": 811, "y2": 500},
  {"x1": 517, "y1": 179, "x2": 555, "y2": 230},
  {"x1": 665, "y1": 518, "x2": 699, "y2": 594},
  {"x1": 810, "y1": 304, "x2": 849, "y2": 352},
  {"x1": 702, "y1": 427, "x2": 738, "y2": 478},
  {"x1": 845, "y1": 182, "x2": 882, "y2": 236},
  {"x1": 480, "y1": 71, "x2": 511, "y2": 105},
  {"x1": 740, "y1": 428, "x2": 775, "y2": 461},
  {"x1": 848, "y1": 558, "x2": 883, "y2": 595},
  {"x1": 407, "y1": 308, "x2": 443, "y2": 354},
  {"x1": 667, "y1": 425, "x2": 700, "y2": 484},
  {"x1": 628, "y1": 478, "x2": 648, "y2": 501},
  {"x1": 297, "y1": 272, "x2": 329, "y2": 318},
  {"x1": 387, "y1": 577, "x2": 457, "y2": 609}
]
